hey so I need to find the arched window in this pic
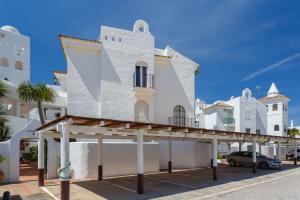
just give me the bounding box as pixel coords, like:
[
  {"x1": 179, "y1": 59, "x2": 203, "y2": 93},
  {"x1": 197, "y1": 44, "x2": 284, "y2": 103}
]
[
  {"x1": 272, "y1": 104, "x2": 278, "y2": 111},
  {"x1": 173, "y1": 105, "x2": 185, "y2": 126},
  {"x1": 15, "y1": 61, "x2": 23, "y2": 70},
  {"x1": 134, "y1": 100, "x2": 149, "y2": 122},
  {"x1": 274, "y1": 125, "x2": 279, "y2": 131},
  {"x1": 0, "y1": 58, "x2": 9, "y2": 67}
]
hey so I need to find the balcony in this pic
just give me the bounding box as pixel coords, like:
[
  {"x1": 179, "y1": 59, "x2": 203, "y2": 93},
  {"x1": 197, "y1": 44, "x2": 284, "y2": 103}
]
[
  {"x1": 223, "y1": 117, "x2": 235, "y2": 126},
  {"x1": 168, "y1": 117, "x2": 196, "y2": 128},
  {"x1": 133, "y1": 72, "x2": 155, "y2": 95}
]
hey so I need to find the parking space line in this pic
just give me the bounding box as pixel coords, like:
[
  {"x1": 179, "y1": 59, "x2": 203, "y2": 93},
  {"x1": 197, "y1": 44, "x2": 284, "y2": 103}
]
[
  {"x1": 145, "y1": 176, "x2": 196, "y2": 189},
  {"x1": 102, "y1": 180, "x2": 137, "y2": 193}
]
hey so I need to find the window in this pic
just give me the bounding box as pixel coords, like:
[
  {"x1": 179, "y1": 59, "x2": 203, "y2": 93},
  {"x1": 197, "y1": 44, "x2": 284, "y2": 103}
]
[
  {"x1": 173, "y1": 105, "x2": 185, "y2": 126},
  {"x1": 245, "y1": 128, "x2": 251, "y2": 133},
  {"x1": 139, "y1": 26, "x2": 144, "y2": 32},
  {"x1": 112, "y1": 36, "x2": 115, "y2": 41},
  {"x1": 256, "y1": 129, "x2": 261, "y2": 135},
  {"x1": 119, "y1": 38, "x2": 122, "y2": 42},
  {"x1": 15, "y1": 61, "x2": 22, "y2": 70},
  {"x1": 274, "y1": 125, "x2": 279, "y2": 131},
  {"x1": 272, "y1": 104, "x2": 278, "y2": 111},
  {"x1": 245, "y1": 111, "x2": 251, "y2": 120},
  {"x1": 0, "y1": 58, "x2": 9, "y2": 67},
  {"x1": 266, "y1": 105, "x2": 268, "y2": 111},
  {"x1": 284, "y1": 125, "x2": 287, "y2": 133},
  {"x1": 134, "y1": 66, "x2": 147, "y2": 87},
  {"x1": 104, "y1": 35, "x2": 108, "y2": 40}
]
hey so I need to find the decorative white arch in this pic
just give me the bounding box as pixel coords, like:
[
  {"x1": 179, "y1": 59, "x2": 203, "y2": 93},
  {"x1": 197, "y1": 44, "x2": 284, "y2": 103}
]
[{"x1": 8, "y1": 119, "x2": 40, "y2": 182}]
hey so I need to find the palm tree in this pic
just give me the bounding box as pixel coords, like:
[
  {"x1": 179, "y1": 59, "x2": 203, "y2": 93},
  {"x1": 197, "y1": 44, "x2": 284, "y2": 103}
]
[
  {"x1": 288, "y1": 128, "x2": 300, "y2": 138},
  {"x1": 18, "y1": 82, "x2": 55, "y2": 125},
  {"x1": 0, "y1": 81, "x2": 10, "y2": 142}
]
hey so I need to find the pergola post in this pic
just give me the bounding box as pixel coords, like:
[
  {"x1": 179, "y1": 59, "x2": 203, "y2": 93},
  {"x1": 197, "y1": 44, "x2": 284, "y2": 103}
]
[
  {"x1": 38, "y1": 134, "x2": 45, "y2": 186},
  {"x1": 273, "y1": 143, "x2": 277, "y2": 159},
  {"x1": 252, "y1": 139, "x2": 257, "y2": 173},
  {"x1": 212, "y1": 137, "x2": 218, "y2": 181},
  {"x1": 210, "y1": 142, "x2": 213, "y2": 167},
  {"x1": 239, "y1": 141, "x2": 242, "y2": 151},
  {"x1": 97, "y1": 135, "x2": 103, "y2": 180},
  {"x1": 137, "y1": 130, "x2": 144, "y2": 194},
  {"x1": 277, "y1": 142, "x2": 281, "y2": 160},
  {"x1": 168, "y1": 140, "x2": 172, "y2": 173},
  {"x1": 59, "y1": 123, "x2": 70, "y2": 200},
  {"x1": 294, "y1": 142, "x2": 298, "y2": 166}
]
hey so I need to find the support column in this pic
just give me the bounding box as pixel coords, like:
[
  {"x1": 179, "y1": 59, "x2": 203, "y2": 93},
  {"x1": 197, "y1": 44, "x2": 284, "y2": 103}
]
[
  {"x1": 277, "y1": 142, "x2": 281, "y2": 160},
  {"x1": 273, "y1": 143, "x2": 277, "y2": 159},
  {"x1": 38, "y1": 134, "x2": 45, "y2": 187},
  {"x1": 252, "y1": 139, "x2": 257, "y2": 173},
  {"x1": 137, "y1": 130, "x2": 144, "y2": 194},
  {"x1": 97, "y1": 136, "x2": 103, "y2": 180},
  {"x1": 294, "y1": 142, "x2": 298, "y2": 166},
  {"x1": 212, "y1": 137, "x2": 218, "y2": 181},
  {"x1": 59, "y1": 123, "x2": 70, "y2": 200},
  {"x1": 239, "y1": 141, "x2": 242, "y2": 151},
  {"x1": 168, "y1": 140, "x2": 172, "y2": 173}
]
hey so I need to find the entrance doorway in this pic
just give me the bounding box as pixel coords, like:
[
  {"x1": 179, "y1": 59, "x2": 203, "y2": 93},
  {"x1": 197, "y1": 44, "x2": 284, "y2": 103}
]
[{"x1": 19, "y1": 139, "x2": 38, "y2": 182}]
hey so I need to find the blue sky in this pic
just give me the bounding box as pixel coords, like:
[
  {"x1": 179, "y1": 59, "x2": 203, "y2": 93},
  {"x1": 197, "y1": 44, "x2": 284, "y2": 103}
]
[{"x1": 1, "y1": 0, "x2": 300, "y2": 123}]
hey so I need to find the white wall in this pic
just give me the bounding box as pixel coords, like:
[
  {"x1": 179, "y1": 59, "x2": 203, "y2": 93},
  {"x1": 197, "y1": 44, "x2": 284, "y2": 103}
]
[
  {"x1": 0, "y1": 142, "x2": 10, "y2": 183},
  {"x1": 159, "y1": 141, "x2": 210, "y2": 169},
  {"x1": 69, "y1": 142, "x2": 160, "y2": 179},
  {"x1": 0, "y1": 27, "x2": 30, "y2": 85}
]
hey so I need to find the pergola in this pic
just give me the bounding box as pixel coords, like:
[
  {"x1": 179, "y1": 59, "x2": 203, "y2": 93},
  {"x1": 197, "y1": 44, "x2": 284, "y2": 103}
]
[{"x1": 36, "y1": 115, "x2": 299, "y2": 200}]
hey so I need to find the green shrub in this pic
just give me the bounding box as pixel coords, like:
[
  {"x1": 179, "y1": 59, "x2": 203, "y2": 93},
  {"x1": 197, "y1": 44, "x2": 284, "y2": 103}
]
[{"x1": 0, "y1": 155, "x2": 6, "y2": 163}]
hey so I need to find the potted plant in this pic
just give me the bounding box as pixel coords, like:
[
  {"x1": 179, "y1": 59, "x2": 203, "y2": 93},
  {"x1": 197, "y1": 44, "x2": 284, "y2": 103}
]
[{"x1": 0, "y1": 154, "x2": 7, "y2": 182}]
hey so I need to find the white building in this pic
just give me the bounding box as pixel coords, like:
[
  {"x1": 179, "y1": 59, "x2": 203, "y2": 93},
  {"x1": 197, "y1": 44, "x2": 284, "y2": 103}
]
[
  {"x1": 0, "y1": 26, "x2": 30, "y2": 85},
  {"x1": 196, "y1": 83, "x2": 288, "y2": 137},
  {"x1": 60, "y1": 19, "x2": 198, "y2": 125},
  {"x1": 259, "y1": 83, "x2": 289, "y2": 136}
]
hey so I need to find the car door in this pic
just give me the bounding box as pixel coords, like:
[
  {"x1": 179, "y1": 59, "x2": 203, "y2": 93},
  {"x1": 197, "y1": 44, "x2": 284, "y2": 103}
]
[{"x1": 240, "y1": 152, "x2": 252, "y2": 166}]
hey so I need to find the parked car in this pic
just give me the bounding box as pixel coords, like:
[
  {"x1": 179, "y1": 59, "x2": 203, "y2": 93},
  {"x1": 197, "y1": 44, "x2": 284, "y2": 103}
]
[
  {"x1": 286, "y1": 149, "x2": 300, "y2": 160},
  {"x1": 226, "y1": 151, "x2": 282, "y2": 169}
]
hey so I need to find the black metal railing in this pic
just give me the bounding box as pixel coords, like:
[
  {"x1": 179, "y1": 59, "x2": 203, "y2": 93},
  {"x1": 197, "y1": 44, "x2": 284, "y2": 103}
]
[
  {"x1": 133, "y1": 72, "x2": 155, "y2": 89},
  {"x1": 168, "y1": 117, "x2": 196, "y2": 127}
]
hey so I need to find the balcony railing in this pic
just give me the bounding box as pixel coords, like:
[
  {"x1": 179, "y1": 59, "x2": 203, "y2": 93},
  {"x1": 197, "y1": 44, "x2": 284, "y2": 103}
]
[
  {"x1": 168, "y1": 117, "x2": 196, "y2": 127},
  {"x1": 133, "y1": 72, "x2": 155, "y2": 89},
  {"x1": 224, "y1": 117, "x2": 235, "y2": 125}
]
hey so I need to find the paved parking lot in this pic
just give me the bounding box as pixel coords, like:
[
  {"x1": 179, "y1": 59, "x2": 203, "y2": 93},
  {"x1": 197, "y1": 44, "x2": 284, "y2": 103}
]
[{"x1": 42, "y1": 162, "x2": 300, "y2": 200}]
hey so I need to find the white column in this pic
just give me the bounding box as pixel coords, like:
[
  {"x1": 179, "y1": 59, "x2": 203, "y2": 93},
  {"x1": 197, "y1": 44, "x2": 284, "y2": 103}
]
[
  {"x1": 60, "y1": 123, "x2": 70, "y2": 180},
  {"x1": 252, "y1": 139, "x2": 257, "y2": 173},
  {"x1": 38, "y1": 133, "x2": 45, "y2": 186},
  {"x1": 168, "y1": 140, "x2": 172, "y2": 173},
  {"x1": 97, "y1": 135, "x2": 103, "y2": 180},
  {"x1": 212, "y1": 137, "x2": 218, "y2": 180},
  {"x1": 59, "y1": 122, "x2": 70, "y2": 200},
  {"x1": 137, "y1": 130, "x2": 144, "y2": 194},
  {"x1": 38, "y1": 134, "x2": 45, "y2": 169}
]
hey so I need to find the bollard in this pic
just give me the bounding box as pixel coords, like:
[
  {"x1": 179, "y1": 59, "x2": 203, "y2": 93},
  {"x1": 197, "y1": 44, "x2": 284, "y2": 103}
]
[{"x1": 3, "y1": 191, "x2": 10, "y2": 200}]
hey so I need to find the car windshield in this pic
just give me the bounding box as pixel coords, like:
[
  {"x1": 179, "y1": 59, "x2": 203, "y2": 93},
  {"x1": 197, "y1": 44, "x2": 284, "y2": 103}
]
[{"x1": 256, "y1": 152, "x2": 267, "y2": 157}]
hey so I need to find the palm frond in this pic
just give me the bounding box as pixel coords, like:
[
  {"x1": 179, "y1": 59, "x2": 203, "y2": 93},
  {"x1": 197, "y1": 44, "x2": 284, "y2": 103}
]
[
  {"x1": 17, "y1": 81, "x2": 38, "y2": 102},
  {"x1": 0, "y1": 81, "x2": 8, "y2": 97},
  {"x1": 36, "y1": 84, "x2": 55, "y2": 103}
]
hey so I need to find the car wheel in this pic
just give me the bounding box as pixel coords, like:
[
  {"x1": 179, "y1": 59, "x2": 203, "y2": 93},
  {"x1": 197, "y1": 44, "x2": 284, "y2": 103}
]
[
  {"x1": 228, "y1": 159, "x2": 236, "y2": 167},
  {"x1": 259, "y1": 162, "x2": 269, "y2": 169}
]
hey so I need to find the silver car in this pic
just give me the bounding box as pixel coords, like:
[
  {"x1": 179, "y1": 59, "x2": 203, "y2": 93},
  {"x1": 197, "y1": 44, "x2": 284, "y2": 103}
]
[{"x1": 226, "y1": 151, "x2": 282, "y2": 169}]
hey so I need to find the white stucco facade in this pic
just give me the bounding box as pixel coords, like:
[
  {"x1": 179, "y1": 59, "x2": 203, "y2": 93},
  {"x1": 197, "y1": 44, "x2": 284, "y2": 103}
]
[
  {"x1": 61, "y1": 20, "x2": 198, "y2": 125},
  {"x1": 196, "y1": 83, "x2": 288, "y2": 137}
]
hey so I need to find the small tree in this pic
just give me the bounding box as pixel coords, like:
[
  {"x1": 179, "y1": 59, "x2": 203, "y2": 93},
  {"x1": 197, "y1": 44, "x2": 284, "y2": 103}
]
[
  {"x1": 18, "y1": 82, "x2": 55, "y2": 125},
  {"x1": 288, "y1": 128, "x2": 300, "y2": 138}
]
